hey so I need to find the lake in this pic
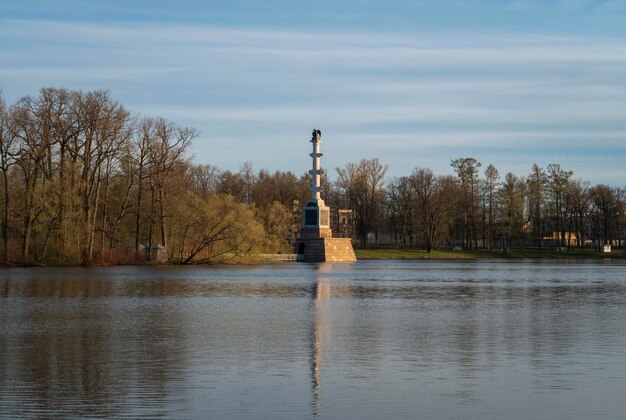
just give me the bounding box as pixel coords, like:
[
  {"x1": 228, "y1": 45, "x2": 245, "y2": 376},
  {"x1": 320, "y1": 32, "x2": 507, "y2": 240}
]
[{"x1": 1, "y1": 260, "x2": 626, "y2": 419}]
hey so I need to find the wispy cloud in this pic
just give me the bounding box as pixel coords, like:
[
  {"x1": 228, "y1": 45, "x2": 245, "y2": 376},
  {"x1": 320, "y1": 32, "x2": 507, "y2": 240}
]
[{"x1": 1, "y1": 19, "x2": 625, "y2": 184}]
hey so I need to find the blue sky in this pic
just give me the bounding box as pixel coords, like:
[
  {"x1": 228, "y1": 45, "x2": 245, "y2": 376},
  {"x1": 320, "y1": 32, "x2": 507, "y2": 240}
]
[{"x1": 1, "y1": 0, "x2": 626, "y2": 184}]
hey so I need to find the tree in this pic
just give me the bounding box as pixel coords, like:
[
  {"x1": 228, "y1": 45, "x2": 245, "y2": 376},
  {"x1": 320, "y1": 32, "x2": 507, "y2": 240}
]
[
  {"x1": 146, "y1": 118, "x2": 195, "y2": 257},
  {"x1": 590, "y1": 185, "x2": 621, "y2": 246},
  {"x1": 216, "y1": 170, "x2": 246, "y2": 201},
  {"x1": 239, "y1": 161, "x2": 256, "y2": 205},
  {"x1": 411, "y1": 169, "x2": 455, "y2": 252},
  {"x1": 386, "y1": 176, "x2": 415, "y2": 246},
  {"x1": 546, "y1": 164, "x2": 573, "y2": 248},
  {"x1": 76, "y1": 90, "x2": 132, "y2": 264},
  {"x1": 132, "y1": 117, "x2": 154, "y2": 260},
  {"x1": 103, "y1": 152, "x2": 136, "y2": 258},
  {"x1": 451, "y1": 157, "x2": 481, "y2": 249},
  {"x1": 257, "y1": 201, "x2": 297, "y2": 253},
  {"x1": 188, "y1": 164, "x2": 222, "y2": 198},
  {"x1": 526, "y1": 164, "x2": 547, "y2": 249},
  {"x1": 497, "y1": 172, "x2": 525, "y2": 253},
  {"x1": 565, "y1": 180, "x2": 590, "y2": 249},
  {"x1": 11, "y1": 95, "x2": 51, "y2": 261},
  {"x1": 252, "y1": 169, "x2": 304, "y2": 210},
  {"x1": 169, "y1": 192, "x2": 264, "y2": 264},
  {"x1": 335, "y1": 158, "x2": 388, "y2": 247},
  {"x1": 483, "y1": 164, "x2": 499, "y2": 249},
  {"x1": 0, "y1": 92, "x2": 19, "y2": 262}
]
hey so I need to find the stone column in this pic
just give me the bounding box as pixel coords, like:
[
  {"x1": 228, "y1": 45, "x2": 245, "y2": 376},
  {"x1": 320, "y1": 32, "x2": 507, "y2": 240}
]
[{"x1": 310, "y1": 129, "x2": 322, "y2": 200}]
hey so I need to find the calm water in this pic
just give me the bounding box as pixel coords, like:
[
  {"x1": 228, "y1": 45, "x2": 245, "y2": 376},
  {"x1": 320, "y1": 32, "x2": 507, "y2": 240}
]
[{"x1": 1, "y1": 260, "x2": 626, "y2": 419}]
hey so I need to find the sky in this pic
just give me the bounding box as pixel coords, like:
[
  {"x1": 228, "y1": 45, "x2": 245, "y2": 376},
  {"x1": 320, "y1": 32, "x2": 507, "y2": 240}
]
[{"x1": 1, "y1": 0, "x2": 626, "y2": 185}]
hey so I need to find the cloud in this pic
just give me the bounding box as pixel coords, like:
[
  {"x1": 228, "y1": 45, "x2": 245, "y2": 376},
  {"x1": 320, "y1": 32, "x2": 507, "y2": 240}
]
[{"x1": 1, "y1": 19, "x2": 625, "y2": 184}]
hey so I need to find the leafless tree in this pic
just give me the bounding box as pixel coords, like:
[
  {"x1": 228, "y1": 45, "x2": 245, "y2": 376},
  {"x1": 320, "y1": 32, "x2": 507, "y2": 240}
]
[
  {"x1": 0, "y1": 93, "x2": 19, "y2": 262},
  {"x1": 497, "y1": 172, "x2": 525, "y2": 253},
  {"x1": 451, "y1": 157, "x2": 481, "y2": 249},
  {"x1": 411, "y1": 169, "x2": 455, "y2": 252},
  {"x1": 336, "y1": 158, "x2": 388, "y2": 246},
  {"x1": 483, "y1": 164, "x2": 499, "y2": 249},
  {"x1": 565, "y1": 180, "x2": 590, "y2": 249},
  {"x1": 526, "y1": 164, "x2": 547, "y2": 249},
  {"x1": 546, "y1": 164, "x2": 573, "y2": 248},
  {"x1": 590, "y1": 184, "x2": 621, "y2": 246}
]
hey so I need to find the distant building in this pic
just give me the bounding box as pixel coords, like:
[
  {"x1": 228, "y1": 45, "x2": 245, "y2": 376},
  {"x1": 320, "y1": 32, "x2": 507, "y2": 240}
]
[
  {"x1": 332, "y1": 209, "x2": 355, "y2": 239},
  {"x1": 543, "y1": 231, "x2": 579, "y2": 247},
  {"x1": 124, "y1": 243, "x2": 168, "y2": 262}
]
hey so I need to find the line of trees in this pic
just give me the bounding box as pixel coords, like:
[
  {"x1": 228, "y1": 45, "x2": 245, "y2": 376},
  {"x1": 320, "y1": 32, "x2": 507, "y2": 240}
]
[
  {"x1": 0, "y1": 88, "x2": 313, "y2": 265},
  {"x1": 328, "y1": 162, "x2": 621, "y2": 253},
  {"x1": 1, "y1": 88, "x2": 624, "y2": 264},
  {"x1": 378, "y1": 160, "x2": 624, "y2": 253}
]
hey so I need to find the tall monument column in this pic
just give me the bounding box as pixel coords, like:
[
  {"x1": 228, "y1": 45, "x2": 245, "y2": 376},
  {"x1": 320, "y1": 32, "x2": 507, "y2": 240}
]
[
  {"x1": 296, "y1": 129, "x2": 356, "y2": 262},
  {"x1": 301, "y1": 129, "x2": 332, "y2": 239},
  {"x1": 310, "y1": 128, "x2": 322, "y2": 201}
]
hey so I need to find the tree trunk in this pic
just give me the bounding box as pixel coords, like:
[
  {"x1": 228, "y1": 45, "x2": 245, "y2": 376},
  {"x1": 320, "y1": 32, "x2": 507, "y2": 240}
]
[
  {"x1": 135, "y1": 165, "x2": 143, "y2": 260},
  {"x1": 21, "y1": 176, "x2": 37, "y2": 261},
  {"x1": 87, "y1": 171, "x2": 101, "y2": 263},
  {"x1": 58, "y1": 146, "x2": 66, "y2": 260},
  {"x1": 100, "y1": 176, "x2": 110, "y2": 258},
  {"x1": 159, "y1": 188, "x2": 167, "y2": 248},
  {"x1": 147, "y1": 186, "x2": 156, "y2": 261},
  {"x1": 22, "y1": 210, "x2": 32, "y2": 261},
  {"x1": 2, "y1": 170, "x2": 8, "y2": 262}
]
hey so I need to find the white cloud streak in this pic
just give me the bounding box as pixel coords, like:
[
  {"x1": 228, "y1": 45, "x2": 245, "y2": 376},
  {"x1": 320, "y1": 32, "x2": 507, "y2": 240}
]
[{"x1": 1, "y1": 19, "x2": 625, "y2": 184}]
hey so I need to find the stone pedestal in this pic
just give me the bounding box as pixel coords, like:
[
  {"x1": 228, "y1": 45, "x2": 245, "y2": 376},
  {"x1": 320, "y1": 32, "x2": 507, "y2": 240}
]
[{"x1": 297, "y1": 238, "x2": 357, "y2": 262}]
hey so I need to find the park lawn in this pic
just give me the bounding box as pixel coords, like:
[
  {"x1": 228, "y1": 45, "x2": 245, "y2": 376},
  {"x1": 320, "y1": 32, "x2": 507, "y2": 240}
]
[{"x1": 355, "y1": 247, "x2": 626, "y2": 260}]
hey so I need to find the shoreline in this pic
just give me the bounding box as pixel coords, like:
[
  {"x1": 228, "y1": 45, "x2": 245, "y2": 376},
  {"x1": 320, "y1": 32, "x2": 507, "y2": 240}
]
[
  {"x1": 1, "y1": 248, "x2": 625, "y2": 268},
  {"x1": 354, "y1": 248, "x2": 626, "y2": 260}
]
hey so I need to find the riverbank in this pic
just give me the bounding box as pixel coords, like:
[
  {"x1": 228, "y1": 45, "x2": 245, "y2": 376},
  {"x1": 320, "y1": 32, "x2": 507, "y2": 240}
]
[
  {"x1": 355, "y1": 248, "x2": 626, "y2": 260},
  {"x1": 2, "y1": 248, "x2": 624, "y2": 267}
]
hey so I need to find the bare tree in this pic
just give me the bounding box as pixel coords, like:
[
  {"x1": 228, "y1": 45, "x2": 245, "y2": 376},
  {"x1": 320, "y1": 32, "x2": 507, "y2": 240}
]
[
  {"x1": 590, "y1": 184, "x2": 621, "y2": 246},
  {"x1": 386, "y1": 176, "x2": 415, "y2": 246},
  {"x1": 145, "y1": 119, "x2": 195, "y2": 259},
  {"x1": 526, "y1": 164, "x2": 547, "y2": 249},
  {"x1": 132, "y1": 117, "x2": 154, "y2": 259},
  {"x1": 546, "y1": 164, "x2": 573, "y2": 248},
  {"x1": 0, "y1": 93, "x2": 19, "y2": 262},
  {"x1": 565, "y1": 180, "x2": 590, "y2": 249},
  {"x1": 239, "y1": 161, "x2": 256, "y2": 205},
  {"x1": 451, "y1": 157, "x2": 481, "y2": 249},
  {"x1": 336, "y1": 158, "x2": 388, "y2": 247},
  {"x1": 411, "y1": 169, "x2": 455, "y2": 252},
  {"x1": 189, "y1": 164, "x2": 222, "y2": 198},
  {"x1": 497, "y1": 172, "x2": 525, "y2": 253},
  {"x1": 11, "y1": 97, "x2": 52, "y2": 261},
  {"x1": 483, "y1": 164, "x2": 499, "y2": 249}
]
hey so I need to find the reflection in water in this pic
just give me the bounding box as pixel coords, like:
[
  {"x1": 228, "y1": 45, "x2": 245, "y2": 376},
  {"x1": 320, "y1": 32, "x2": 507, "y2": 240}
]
[
  {"x1": 0, "y1": 277, "x2": 189, "y2": 418},
  {"x1": 1, "y1": 261, "x2": 626, "y2": 419},
  {"x1": 310, "y1": 274, "x2": 332, "y2": 416}
]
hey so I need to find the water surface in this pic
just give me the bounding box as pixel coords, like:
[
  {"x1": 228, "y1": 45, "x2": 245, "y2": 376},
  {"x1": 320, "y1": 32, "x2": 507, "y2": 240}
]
[{"x1": 1, "y1": 260, "x2": 626, "y2": 419}]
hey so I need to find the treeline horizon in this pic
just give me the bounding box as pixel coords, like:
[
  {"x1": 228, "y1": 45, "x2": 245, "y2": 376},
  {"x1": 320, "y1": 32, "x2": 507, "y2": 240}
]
[{"x1": 1, "y1": 87, "x2": 624, "y2": 265}]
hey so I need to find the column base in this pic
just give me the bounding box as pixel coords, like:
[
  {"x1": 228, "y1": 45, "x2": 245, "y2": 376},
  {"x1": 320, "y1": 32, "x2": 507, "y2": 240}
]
[{"x1": 295, "y1": 238, "x2": 357, "y2": 262}]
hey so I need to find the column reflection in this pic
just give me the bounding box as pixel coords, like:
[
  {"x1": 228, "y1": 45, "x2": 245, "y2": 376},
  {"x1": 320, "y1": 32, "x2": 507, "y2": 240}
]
[{"x1": 310, "y1": 268, "x2": 332, "y2": 417}]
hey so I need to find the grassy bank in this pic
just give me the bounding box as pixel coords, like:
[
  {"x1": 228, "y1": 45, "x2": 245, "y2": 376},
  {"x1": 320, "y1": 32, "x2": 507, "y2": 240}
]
[{"x1": 355, "y1": 248, "x2": 626, "y2": 260}]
